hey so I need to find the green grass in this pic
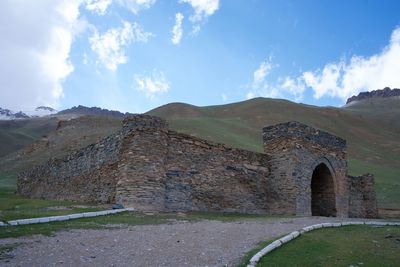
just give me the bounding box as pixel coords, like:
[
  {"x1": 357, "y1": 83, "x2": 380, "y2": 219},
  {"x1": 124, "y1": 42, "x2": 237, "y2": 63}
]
[
  {"x1": 254, "y1": 225, "x2": 400, "y2": 267},
  {"x1": 0, "y1": 187, "x2": 100, "y2": 222},
  {"x1": 348, "y1": 159, "x2": 400, "y2": 209},
  {"x1": 237, "y1": 237, "x2": 282, "y2": 267},
  {"x1": 0, "y1": 212, "x2": 169, "y2": 238}
]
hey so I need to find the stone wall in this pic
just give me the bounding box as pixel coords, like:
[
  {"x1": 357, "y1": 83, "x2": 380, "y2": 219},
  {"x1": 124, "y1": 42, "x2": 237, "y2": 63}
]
[
  {"x1": 263, "y1": 122, "x2": 349, "y2": 217},
  {"x1": 17, "y1": 133, "x2": 123, "y2": 203},
  {"x1": 348, "y1": 174, "x2": 378, "y2": 218},
  {"x1": 16, "y1": 115, "x2": 167, "y2": 203},
  {"x1": 115, "y1": 126, "x2": 273, "y2": 214},
  {"x1": 17, "y1": 115, "x2": 377, "y2": 218}
]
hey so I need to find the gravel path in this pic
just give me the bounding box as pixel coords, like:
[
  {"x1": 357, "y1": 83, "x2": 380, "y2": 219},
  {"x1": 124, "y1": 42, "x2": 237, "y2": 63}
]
[{"x1": 0, "y1": 217, "x2": 360, "y2": 267}]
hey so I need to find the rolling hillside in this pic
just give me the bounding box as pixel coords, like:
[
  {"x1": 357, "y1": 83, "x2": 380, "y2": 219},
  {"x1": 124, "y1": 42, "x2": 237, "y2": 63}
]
[
  {"x1": 0, "y1": 96, "x2": 399, "y2": 212},
  {"x1": 148, "y1": 97, "x2": 400, "y2": 209}
]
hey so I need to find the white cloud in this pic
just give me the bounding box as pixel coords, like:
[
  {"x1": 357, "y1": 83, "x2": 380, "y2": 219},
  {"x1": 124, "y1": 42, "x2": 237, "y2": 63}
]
[
  {"x1": 289, "y1": 26, "x2": 400, "y2": 102},
  {"x1": 191, "y1": 25, "x2": 201, "y2": 36},
  {"x1": 117, "y1": 0, "x2": 156, "y2": 14},
  {"x1": 246, "y1": 59, "x2": 281, "y2": 99},
  {"x1": 281, "y1": 76, "x2": 306, "y2": 101},
  {"x1": 85, "y1": 0, "x2": 112, "y2": 15},
  {"x1": 85, "y1": 0, "x2": 156, "y2": 15},
  {"x1": 171, "y1": 13, "x2": 184, "y2": 45},
  {"x1": 180, "y1": 0, "x2": 219, "y2": 22},
  {"x1": 89, "y1": 21, "x2": 152, "y2": 71},
  {"x1": 179, "y1": 0, "x2": 219, "y2": 34},
  {"x1": 134, "y1": 70, "x2": 170, "y2": 99},
  {"x1": 0, "y1": 0, "x2": 84, "y2": 111},
  {"x1": 252, "y1": 60, "x2": 273, "y2": 89}
]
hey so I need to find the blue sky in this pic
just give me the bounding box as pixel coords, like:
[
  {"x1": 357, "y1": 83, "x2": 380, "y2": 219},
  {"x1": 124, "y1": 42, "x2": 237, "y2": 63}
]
[{"x1": 1, "y1": 0, "x2": 400, "y2": 113}]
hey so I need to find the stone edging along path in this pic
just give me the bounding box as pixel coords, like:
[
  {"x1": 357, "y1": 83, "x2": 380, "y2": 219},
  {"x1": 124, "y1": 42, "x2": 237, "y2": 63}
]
[
  {"x1": 247, "y1": 220, "x2": 400, "y2": 267},
  {"x1": 0, "y1": 208, "x2": 134, "y2": 227}
]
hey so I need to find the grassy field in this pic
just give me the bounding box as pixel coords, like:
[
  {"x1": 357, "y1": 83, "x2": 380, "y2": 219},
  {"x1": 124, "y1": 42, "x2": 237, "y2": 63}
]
[
  {"x1": 0, "y1": 187, "x2": 102, "y2": 222},
  {"x1": 248, "y1": 225, "x2": 400, "y2": 267}
]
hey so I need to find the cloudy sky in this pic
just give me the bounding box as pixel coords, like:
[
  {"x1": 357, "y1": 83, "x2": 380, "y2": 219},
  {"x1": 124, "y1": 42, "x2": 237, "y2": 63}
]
[{"x1": 0, "y1": 0, "x2": 400, "y2": 113}]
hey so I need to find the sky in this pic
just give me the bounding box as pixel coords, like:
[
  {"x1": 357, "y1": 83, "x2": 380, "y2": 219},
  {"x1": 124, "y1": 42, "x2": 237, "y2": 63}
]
[{"x1": 0, "y1": 0, "x2": 400, "y2": 113}]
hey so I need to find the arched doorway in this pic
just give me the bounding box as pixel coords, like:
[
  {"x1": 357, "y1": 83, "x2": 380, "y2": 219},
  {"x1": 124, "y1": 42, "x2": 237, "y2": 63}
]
[{"x1": 311, "y1": 163, "x2": 336, "y2": 216}]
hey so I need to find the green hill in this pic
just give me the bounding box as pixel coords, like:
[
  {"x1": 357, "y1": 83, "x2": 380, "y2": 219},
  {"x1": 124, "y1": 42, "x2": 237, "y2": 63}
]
[
  {"x1": 0, "y1": 97, "x2": 399, "y2": 213},
  {"x1": 148, "y1": 97, "x2": 400, "y2": 210}
]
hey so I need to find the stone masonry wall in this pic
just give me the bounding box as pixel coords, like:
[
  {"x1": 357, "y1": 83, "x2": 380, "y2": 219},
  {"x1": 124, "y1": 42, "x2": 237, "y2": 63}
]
[
  {"x1": 263, "y1": 122, "x2": 349, "y2": 217},
  {"x1": 17, "y1": 133, "x2": 123, "y2": 203},
  {"x1": 16, "y1": 115, "x2": 167, "y2": 203},
  {"x1": 348, "y1": 174, "x2": 378, "y2": 218},
  {"x1": 115, "y1": 128, "x2": 273, "y2": 214},
  {"x1": 17, "y1": 115, "x2": 377, "y2": 218}
]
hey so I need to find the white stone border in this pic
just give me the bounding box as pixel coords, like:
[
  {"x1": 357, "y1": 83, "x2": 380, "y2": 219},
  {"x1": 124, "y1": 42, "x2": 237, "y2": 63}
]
[
  {"x1": 247, "y1": 220, "x2": 400, "y2": 267},
  {"x1": 0, "y1": 208, "x2": 134, "y2": 227}
]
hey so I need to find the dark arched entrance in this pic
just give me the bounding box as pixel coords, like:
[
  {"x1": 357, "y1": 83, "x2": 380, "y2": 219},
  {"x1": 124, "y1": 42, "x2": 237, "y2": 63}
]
[{"x1": 311, "y1": 163, "x2": 336, "y2": 217}]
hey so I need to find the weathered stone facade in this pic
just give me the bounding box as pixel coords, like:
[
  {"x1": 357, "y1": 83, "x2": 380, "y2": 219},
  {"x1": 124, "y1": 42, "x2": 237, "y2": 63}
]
[
  {"x1": 348, "y1": 174, "x2": 378, "y2": 218},
  {"x1": 17, "y1": 115, "x2": 378, "y2": 218},
  {"x1": 263, "y1": 122, "x2": 348, "y2": 217}
]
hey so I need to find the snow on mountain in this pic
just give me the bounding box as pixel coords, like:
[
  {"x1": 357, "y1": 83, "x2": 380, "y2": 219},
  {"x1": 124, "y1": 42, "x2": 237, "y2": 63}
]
[
  {"x1": 28, "y1": 106, "x2": 58, "y2": 117},
  {"x1": 0, "y1": 108, "x2": 30, "y2": 120},
  {"x1": 0, "y1": 106, "x2": 57, "y2": 120}
]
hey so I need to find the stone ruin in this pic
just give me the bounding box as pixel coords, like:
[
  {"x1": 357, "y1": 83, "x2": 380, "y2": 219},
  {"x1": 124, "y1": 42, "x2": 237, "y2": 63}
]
[{"x1": 17, "y1": 115, "x2": 378, "y2": 218}]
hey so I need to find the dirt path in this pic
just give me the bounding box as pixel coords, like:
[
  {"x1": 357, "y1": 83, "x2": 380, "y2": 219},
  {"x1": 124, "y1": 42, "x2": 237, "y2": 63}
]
[{"x1": 0, "y1": 217, "x2": 358, "y2": 267}]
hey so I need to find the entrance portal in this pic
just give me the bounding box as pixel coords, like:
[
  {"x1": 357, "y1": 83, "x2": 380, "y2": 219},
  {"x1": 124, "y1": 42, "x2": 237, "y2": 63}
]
[{"x1": 311, "y1": 163, "x2": 336, "y2": 216}]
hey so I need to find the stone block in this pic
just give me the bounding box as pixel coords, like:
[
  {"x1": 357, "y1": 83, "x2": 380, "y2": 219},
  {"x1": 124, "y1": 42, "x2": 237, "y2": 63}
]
[
  {"x1": 301, "y1": 226, "x2": 314, "y2": 232},
  {"x1": 279, "y1": 234, "x2": 294, "y2": 244},
  {"x1": 377, "y1": 221, "x2": 391, "y2": 226},
  {"x1": 313, "y1": 223, "x2": 324, "y2": 229},
  {"x1": 7, "y1": 221, "x2": 19, "y2": 226},
  {"x1": 290, "y1": 231, "x2": 300, "y2": 239},
  {"x1": 68, "y1": 214, "x2": 83, "y2": 219},
  {"x1": 321, "y1": 223, "x2": 333, "y2": 228},
  {"x1": 83, "y1": 212, "x2": 97, "y2": 218},
  {"x1": 38, "y1": 217, "x2": 50, "y2": 223},
  {"x1": 16, "y1": 218, "x2": 40, "y2": 225},
  {"x1": 48, "y1": 216, "x2": 69, "y2": 222},
  {"x1": 270, "y1": 240, "x2": 282, "y2": 248},
  {"x1": 249, "y1": 252, "x2": 262, "y2": 265},
  {"x1": 386, "y1": 222, "x2": 400, "y2": 226}
]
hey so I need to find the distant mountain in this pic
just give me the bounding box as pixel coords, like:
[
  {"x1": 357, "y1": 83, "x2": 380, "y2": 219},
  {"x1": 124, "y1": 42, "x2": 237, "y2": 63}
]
[
  {"x1": 57, "y1": 105, "x2": 134, "y2": 118},
  {"x1": 35, "y1": 106, "x2": 57, "y2": 113},
  {"x1": 0, "y1": 108, "x2": 30, "y2": 120},
  {"x1": 346, "y1": 87, "x2": 400, "y2": 104},
  {"x1": 30, "y1": 106, "x2": 58, "y2": 117}
]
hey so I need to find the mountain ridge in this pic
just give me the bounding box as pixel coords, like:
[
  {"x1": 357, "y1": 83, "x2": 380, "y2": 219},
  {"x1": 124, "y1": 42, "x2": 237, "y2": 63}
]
[{"x1": 346, "y1": 87, "x2": 400, "y2": 104}]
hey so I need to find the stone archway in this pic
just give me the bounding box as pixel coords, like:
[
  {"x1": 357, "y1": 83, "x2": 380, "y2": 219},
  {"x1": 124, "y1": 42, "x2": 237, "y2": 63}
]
[{"x1": 311, "y1": 163, "x2": 337, "y2": 217}]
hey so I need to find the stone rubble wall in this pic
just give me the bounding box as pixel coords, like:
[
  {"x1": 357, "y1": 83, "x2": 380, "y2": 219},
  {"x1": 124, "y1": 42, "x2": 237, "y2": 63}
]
[
  {"x1": 263, "y1": 122, "x2": 349, "y2": 217},
  {"x1": 16, "y1": 115, "x2": 167, "y2": 203},
  {"x1": 17, "y1": 116, "x2": 377, "y2": 218},
  {"x1": 17, "y1": 133, "x2": 123, "y2": 203},
  {"x1": 348, "y1": 174, "x2": 378, "y2": 218},
  {"x1": 116, "y1": 128, "x2": 273, "y2": 214}
]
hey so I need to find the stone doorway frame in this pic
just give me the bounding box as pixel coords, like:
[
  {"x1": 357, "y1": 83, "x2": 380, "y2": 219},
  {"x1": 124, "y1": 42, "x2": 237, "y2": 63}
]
[{"x1": 310, "y1": 160, "x2": 337, "y2": 217}]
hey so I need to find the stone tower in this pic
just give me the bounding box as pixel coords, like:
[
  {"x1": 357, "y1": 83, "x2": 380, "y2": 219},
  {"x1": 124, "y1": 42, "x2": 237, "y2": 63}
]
[{"x1": 263, "y1": 122, "x2": 349, "y2": 217}]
